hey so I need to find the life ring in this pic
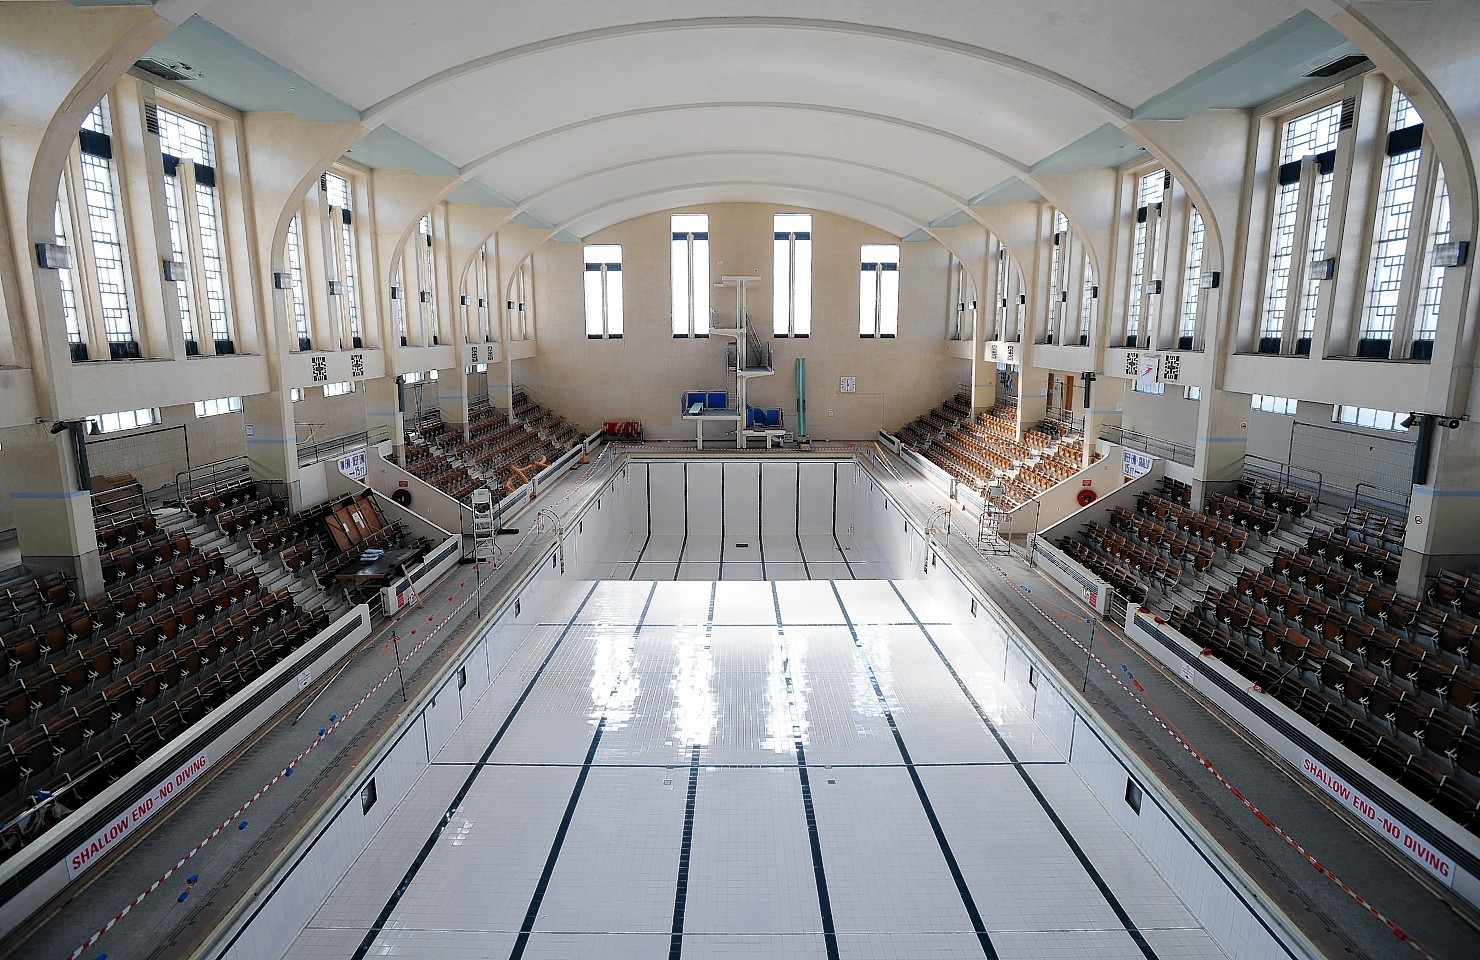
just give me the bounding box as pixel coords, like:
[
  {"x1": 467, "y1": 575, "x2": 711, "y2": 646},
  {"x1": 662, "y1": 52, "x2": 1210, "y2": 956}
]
[{"x1": 1076, "y1": 488, "x2": 1098, "y2": 507}]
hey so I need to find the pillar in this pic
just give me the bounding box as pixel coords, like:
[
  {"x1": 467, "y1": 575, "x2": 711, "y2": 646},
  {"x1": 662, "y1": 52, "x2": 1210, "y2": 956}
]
[
  {"x1": 1190, "y1": 388, "x2": 1251, "y2": 506},
  {"x1": 1082, "y1": 376, "x2": 1126, "y2": 469},
  {"x1": 365, "y1": 375, "x2": 405, "y2": 465},
  {"x1": 242, "y1": 391, "x2": 303, "y2": 510},
  {"x1": 8, "y1": 423, "x2": 103, "y2": 594},
  {"x1": 1399, "y1": 421, "x2": 1480, "y2": 595},
  {"x1": 438, "y1": 366, "x2": 470, "y2": 440}
]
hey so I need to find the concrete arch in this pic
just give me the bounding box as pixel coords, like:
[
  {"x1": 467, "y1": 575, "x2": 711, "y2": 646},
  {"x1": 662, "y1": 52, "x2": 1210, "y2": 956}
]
[{"x1": 359, "y1": 17, "x2": 1132, "y2": 128}]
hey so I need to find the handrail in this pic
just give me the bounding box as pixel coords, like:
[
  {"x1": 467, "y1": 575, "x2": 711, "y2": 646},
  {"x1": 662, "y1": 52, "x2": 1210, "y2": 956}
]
[
  {"x1": 297, "y1": 426, "x2": 391, "y2": 467},
  {"x1": 173, "y1": 456, "x2": 251, "y2": 505},
  {"x1": 1099, "y1": 424, "x2": 1195, "y2": 466},
  {"x1": 1352, "y1": 481, "x2": 1412, "y2": 519}
]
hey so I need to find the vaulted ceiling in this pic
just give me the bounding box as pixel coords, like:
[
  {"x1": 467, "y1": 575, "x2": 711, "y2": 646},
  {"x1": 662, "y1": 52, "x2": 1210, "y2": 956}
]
[{"x1": 147, "y1": 1, "x2": 1361, "y2": 236}]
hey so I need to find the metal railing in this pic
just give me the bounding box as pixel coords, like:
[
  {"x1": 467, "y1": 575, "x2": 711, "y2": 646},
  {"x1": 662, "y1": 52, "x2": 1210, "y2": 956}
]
[
  {"x1": 1099, "y1": 424, "x2": 1195, "y2": 466},
  {"x1": 174, "y1": 456, "x2": 251, "y2": 505},
  {"x1": 1351, "y1": 481, "x2": 1412, "y2": 519},
  {"x1": 297, "y1": 426, "x2": 392, "y2": 467},
  {"x1": 1242, "y1": 454, "x2": 1324, "y2": 507}
]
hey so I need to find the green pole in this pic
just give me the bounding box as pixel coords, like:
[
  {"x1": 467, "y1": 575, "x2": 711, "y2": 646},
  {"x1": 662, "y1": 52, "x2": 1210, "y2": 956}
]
[{"x1": 795, "y1": 357, "x2": 807, "y2": 437}]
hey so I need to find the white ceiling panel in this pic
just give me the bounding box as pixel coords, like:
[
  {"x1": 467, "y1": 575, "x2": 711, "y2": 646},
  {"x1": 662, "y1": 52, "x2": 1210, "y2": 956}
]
[
  {"x1": 192, "y1": 0, "x2": 1316, "y2": 226},
  {"x1": 525, "y1": 154, "x2": 963, "y2": 234},
  {"x1": 463, "y1": 106, "x2": 1019, "y2": 208}
]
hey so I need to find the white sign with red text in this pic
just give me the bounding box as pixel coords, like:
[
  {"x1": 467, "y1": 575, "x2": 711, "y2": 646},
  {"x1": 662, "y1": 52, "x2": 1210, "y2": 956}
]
[
  {"x1": 1301, "y1": 754, "x2": 1454, "y2": 886},
  {"x1": 66, "y1": 750, "x2": 211, "y2": 880}
]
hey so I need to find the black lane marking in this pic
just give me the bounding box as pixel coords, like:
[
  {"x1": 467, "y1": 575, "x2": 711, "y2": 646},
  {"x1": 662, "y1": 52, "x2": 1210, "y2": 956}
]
[
  {"x1": 771, "y1": 582, "x2": 840, "y2": 960},
  {"x1": 437, "y1": 759, "x2": 1063, "y2": 770},
  {"x1": 350, "y1": 581, "x2": 602, "y2": 960},
  {"x1": 796, "y1": 465, "x2": 812, "y2": 579},
  {"x1": 511, "y1": 581, "x2": 653, "y2": 960},
  {"x1": 509, "y1": 717, "x2": 607, "y2": 959},
  {"x1": 758, "y1": 465, "x2": 767, "y2": 580},
  {"x1": 631, "y1": 465, "x2": 654, "y2": 578},
  {"x1": 831, "y1": 464, "x2": 855, "y2": 579},
  {"x1": 718, "y1": 464, "x2": 727, "y2": 580},
  {"x1": 887, "y1": 581, "x2": 1160, "y2": 960},
  {"x1": 667, "y1": 745, "x2": 703, "y2": 959},
  {"x1": 829, "y1": 582, "x2": 998, "y2": 960},
  {"x1": 674, "y1": 462, "x2": 690, "y2": 581}
]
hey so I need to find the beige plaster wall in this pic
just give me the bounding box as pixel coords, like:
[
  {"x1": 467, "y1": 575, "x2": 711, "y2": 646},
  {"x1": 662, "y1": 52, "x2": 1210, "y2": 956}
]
[{"x1": 516, "y1": 204, "x2": 967, "y2": 440}]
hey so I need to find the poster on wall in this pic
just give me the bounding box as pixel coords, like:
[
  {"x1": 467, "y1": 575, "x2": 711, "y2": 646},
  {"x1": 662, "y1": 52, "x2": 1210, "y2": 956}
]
[
  {"x1": 338, "y1": 450, "x2": 368, "y2": 481},
  {"x1": 1136, "y1": 353, "x2": 1161, "y2": 393}
]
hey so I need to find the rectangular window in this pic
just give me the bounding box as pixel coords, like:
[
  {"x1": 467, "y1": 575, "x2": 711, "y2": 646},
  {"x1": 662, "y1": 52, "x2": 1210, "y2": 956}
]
[
  {"x1": 323, "y1": 381, "x2": 355, "y2": 397},
  {"x1": 1261, "y1": 101, "x2": 1344, "y2": 349},
  {"x1": 1334, "y1": 405, "x2": 1408, "y2": 432},
  {"x1": 157, "y1": 106, "x2": 232, "y2": 348},
  {"x1": 671, "y1": 214, "x2": 710, "y2": 336},
  {"x1": 194, "y1": 396, "x2": 243, "y2": 418},
  {"x1": 1179, "y1": 208, "x2": 1205, "y2": 345},
  {"x1": 1127, "y1": 169, "x2": 1166, "y2": 344},
  {"x1": 949, "y1": 257, "x2": 972, "y2": 341},
  {"x1": 285, "y1": 214, "x2": 310, "y2": 348},
  {"x1": 583, "y1": 244, "x2": 624, "y2": 338},
  {"x1": 1359, "y1": 95, "x2": 1424, "y2": 342},
  {"x1": 85, "y1": 408, "x2": 159, "y2": 434},
  {"x1": 1080, "y1": 256, "x2": 1096, "y2": 343},
  {"x1": 859, "y1": 243, "x2": 899, "y2": 337},
  {"x1": 416, "y1": 213, "x2": 438, "y2": 343},
  {"x1": 994, "y1": 247, "x2": 1011, "y2": 340},
  {"x1": 1124, "y1": 778, "x2": 1143, "y2": 815},
  {"x1": 773, "y1": 213, "x2": 812, "y2": 336},
  {"x1": 78, "y1": 101, "x2": 135, "y2": 346},
  {"x1": 324, "y1": 172, "x2": 362, "y2": 345},
  {"x1": 53, "y1": 195, "x2": 83, "y2": 347},
  {"x1": 1251, "y1": 394, "x2": 1298, "y2": 416},
  {"x1": 1414, "y1": 171, "x2": 1450, "y2": 345},
  {"x1": 1049, "y1": 211, "x2": 1068, "y2": 342}
]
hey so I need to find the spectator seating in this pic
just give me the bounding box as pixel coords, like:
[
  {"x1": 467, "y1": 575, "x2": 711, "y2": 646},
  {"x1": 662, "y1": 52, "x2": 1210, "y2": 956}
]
[
  {"x1": 897, "y1": 395, "x2": 1090, "y2": 509},
  {"x1": 0, "y1": 539, "x2": 333, "y2": 860},
  {"x1": 398, "y1": 390, "x2": 585, "y2": 504}
]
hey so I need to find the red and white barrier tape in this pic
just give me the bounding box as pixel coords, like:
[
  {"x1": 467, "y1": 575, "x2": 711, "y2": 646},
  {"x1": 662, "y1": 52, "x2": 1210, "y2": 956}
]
[
  {"x1": 874, "y1": 448, "x2": 1436, "y2": 957},
  {"x1": 67, "y1": 449, "x2": 618, "y2": 960}
]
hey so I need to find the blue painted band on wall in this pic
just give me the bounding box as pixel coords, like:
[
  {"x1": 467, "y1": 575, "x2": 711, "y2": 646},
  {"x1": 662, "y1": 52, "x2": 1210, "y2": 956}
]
[{"x1": 1414, "y1": 486, "x2": 1480, "y2": 498}]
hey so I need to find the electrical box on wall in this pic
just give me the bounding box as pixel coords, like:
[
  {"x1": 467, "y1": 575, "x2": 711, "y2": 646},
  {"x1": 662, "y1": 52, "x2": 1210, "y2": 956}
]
[{"x1": 839, "y1": 376, "x2": 856, "y2": 393}]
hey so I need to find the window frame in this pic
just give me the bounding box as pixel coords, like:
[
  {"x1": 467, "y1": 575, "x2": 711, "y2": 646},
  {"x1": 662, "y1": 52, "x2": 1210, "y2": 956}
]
[
  {"x1": 194, "y1": 395, "x2": 243, "y2": 418},
  {"x1": 59, "y1": 96, "x2": 141, "y2": 360},
  {"x1": 671, "y1": 214, "x2": 710, "y2": 337},
  {"x1": 859, "y1": 243, "x2": 899, "y2": 338},
  {"x1": 1257, "y1": 94, "x2": 1348, "y2": 356},
  {"x1": 583, "y1": 244, "x2": 624, "y2": 339},
  {"x1": 773, "y1": 213, "x2": 812, "y2": 337},
  {"x1": 155, "y1": 100, "x2": 236, "y2": 356}
]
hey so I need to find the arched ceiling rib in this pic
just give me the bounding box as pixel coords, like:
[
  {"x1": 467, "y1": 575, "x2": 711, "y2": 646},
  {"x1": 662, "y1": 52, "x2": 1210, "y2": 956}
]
[{"x1": 190, "y1": 0, "x2": 1319, "y2": 235}]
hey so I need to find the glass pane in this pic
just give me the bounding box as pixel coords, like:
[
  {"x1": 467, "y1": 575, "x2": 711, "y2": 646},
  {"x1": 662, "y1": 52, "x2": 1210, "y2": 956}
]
[
  {"x1": 792, "y1": 237, "x2": 810, "y2": 336},
  {"x1": 672, "y1": 238, "x2": 689, "y2": 334},
  {"x1": 584, "y1": 268, "x2": 604, "y2": 336},
  {"x1": 879, "y1": 268, "x2": 899, "y2": 336},
  {"x1": 693, "y1": 239, "x2": 710, "y2": 334},
  {"x1": 607, "y1": 269, "x2": 624, "y2": 336},
  {"x1": 859, "y1": 268, "x2": 876, "y2": 335},
  {"x1": 773, "y1": 237, "x2": 790, "y2": 335}
]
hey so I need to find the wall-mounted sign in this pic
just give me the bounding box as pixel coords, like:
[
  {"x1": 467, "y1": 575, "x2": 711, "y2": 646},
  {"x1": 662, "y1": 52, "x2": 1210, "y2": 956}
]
[
  {"x1": 337, "y1": 450, "x2": 367, "y2": 480},
  {"x1": 1122, "y1": 449, "x2": 1154, "y2": 478}
]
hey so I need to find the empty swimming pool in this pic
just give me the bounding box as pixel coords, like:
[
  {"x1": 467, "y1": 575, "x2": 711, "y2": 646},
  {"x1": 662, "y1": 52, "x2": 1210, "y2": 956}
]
[{"x1": 211, "y1": 457, "x2": 1309, "y2": 960}]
